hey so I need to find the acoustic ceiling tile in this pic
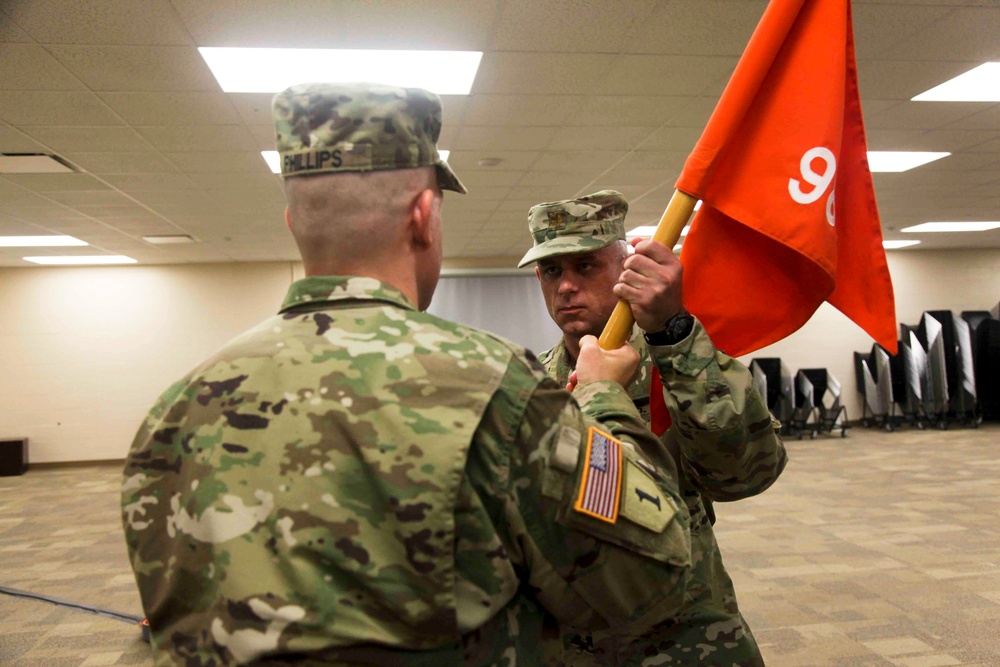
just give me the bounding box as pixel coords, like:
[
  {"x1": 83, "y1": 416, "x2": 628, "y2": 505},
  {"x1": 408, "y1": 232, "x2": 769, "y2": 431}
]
[
  {"x1": 48, "y1": 45, "x2": 219, "y2": 92},
  {"x1": 0, "y1": 43, "x2": 87, "y2": 91},
  {"x1": 99, "y1": 92, "x2": 243, "y2": 126},
  {"x1": 0, "y1": 91, "x2": 123, "y2": 126},
  {"x1": 3, "y1": 0, "x2": 192, "y2": 46}
]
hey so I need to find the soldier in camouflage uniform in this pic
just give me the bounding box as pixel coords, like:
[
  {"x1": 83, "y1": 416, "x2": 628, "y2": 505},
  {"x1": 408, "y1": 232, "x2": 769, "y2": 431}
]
[
  {"x1": 518, "y1": 191, "x2": 788, "y2": 666},
  {"x1": 121, "y1": 84, "x2": 697, "y2": 666}
]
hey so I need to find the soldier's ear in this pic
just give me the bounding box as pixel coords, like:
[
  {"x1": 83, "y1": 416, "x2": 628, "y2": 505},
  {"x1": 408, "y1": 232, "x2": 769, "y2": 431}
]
[
  {"x1": 284, "y1": 207, "x2": 292, "y2": 231},
  {"x1": 409, "y1": 188, "x2": 436, "y2": 248}
]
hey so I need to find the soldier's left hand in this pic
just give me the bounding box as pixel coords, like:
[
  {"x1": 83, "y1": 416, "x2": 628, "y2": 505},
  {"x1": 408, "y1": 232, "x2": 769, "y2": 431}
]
[{"x1": 613, "y1": 237, "x2": 684, "y2": 332}]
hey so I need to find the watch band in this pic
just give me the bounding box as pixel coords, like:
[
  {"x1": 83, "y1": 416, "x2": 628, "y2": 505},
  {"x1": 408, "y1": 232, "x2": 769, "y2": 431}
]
[{"x1": 644, "y1": 310, "x2": 694, "y2": 346}]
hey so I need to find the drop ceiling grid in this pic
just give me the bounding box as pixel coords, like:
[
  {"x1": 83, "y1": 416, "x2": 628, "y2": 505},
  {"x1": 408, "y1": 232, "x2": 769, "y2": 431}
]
[
  {"x1": 0, "y1": 6, "x2": 282, "y2": 263},
  {"x1": 0, "y1": 44, "x2": 267, "y2": 259},
  {"x1": 0, "y1": 123, "x2": 248, "y2": 263},
  {"x1": 0, "y1": 0, "x2": 997, "y2": 267}
]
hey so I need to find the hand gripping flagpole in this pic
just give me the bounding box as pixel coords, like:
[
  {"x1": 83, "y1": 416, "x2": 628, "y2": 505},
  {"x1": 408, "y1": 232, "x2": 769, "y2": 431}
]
[{"x1": 598, "y1": 189, "x2": 698, "y2": 350}]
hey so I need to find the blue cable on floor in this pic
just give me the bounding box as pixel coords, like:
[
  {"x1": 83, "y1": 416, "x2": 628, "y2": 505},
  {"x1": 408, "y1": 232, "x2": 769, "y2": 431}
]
[{"x1": 0, "y1": 584, "x2": 143, "y2": 625}]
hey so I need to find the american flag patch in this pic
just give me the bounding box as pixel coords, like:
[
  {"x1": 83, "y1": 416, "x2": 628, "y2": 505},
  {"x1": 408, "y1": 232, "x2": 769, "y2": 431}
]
[{"x1": 573, "y1": 427, "x2": 623, "y2": 523}]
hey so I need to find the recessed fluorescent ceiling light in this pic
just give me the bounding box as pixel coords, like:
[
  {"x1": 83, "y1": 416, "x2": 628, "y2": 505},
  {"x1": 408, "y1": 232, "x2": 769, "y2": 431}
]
[
  {"x1": 883, "y1": 240, "x2": 921, "y2": 249},
  {"x1": 200, "y1": 48, "x2": 482, "y2": 94},
  {"x1": 261, "y1": 149, "x2": 449, "y2": 174},
  {"x1": 912, "y1": 62, "x2": 1000, "y2": 102},
  {"x1": 261, "y1": 151, "x2": 281, "y2": 174},
  {"x1": 901, "y1": 221, "x2": 1000, "y2": 233},
  {"x1": 0, "y1": 235, "x2": 87, "y2": 247},
  {"x1": 143, "y1": 235, "x2": 195, "y2": 244},
  {"x1": 866, "y1": 151, "x2": 949, "y2": 172},
  {"x1": 626, "y1": 225, "x2": 690, "y2": 238},
  {"x1": 0, "y1": 153, "x2": 75, "y2": 174},
  {"x1": 23, "y1": 255, "x2": 137, "y2": 265}
]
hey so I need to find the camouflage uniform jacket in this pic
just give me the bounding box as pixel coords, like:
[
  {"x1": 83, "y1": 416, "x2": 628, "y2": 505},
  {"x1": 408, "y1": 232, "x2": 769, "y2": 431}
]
[
  {"x1": 538, "y1": 320, "x2": 787, "y2": 666},
  {"x1": 122, "y1": 276, "x2": 695, "y2": 667}
]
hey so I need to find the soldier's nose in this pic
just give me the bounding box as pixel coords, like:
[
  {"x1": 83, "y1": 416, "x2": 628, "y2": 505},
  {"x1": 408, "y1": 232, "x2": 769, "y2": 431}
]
[{"x1": 557, "y1": 275, "x2": 578, "y2": 294}]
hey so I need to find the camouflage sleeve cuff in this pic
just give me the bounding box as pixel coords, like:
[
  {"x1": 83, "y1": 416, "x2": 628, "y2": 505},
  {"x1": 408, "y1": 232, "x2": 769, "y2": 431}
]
[
  {"x1": 644, "y1": 318, "x2": 716, "y2": 377},
  {"x1": 644, "y1": 317, "x2": 763, "y2": 431},
  {"x1": 643, "y1": 319, "x2": 788, "y2": 501}
]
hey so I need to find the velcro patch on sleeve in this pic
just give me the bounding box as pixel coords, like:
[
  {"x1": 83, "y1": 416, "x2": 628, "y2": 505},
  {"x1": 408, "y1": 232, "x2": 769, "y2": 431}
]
[
  {"x1": 573, "y1": 427, "x2": 623, "y2": 524},
  {"x1": 620, "y1": 459, "x2": 677, "y2": 533},
  {"x1": 552, "y1": 426, "x2": 581, "y2": 473}
]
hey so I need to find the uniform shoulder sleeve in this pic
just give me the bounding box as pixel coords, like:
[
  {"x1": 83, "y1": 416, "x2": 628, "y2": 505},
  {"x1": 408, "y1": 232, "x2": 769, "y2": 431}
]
[
  {"x1": 466, "y1": 352, "x2": 692, "y2": 636},
  {"x1": 646, "y1": 318, "x2": 788, "y2": 501}
]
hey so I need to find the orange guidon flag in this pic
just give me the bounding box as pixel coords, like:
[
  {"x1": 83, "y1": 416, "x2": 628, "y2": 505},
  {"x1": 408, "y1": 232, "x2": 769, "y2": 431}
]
[{"x1": 675, "y1": 0, "x2": 897, "y2": 358}]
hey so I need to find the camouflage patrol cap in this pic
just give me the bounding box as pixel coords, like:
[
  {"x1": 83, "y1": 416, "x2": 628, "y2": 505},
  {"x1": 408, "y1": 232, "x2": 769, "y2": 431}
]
[
  {"x1": 517, "y1": 190, "x2": 628, "y2": 268},
  {"x1": 272, "y1": 82, "x2": 466, "y2": 193}
]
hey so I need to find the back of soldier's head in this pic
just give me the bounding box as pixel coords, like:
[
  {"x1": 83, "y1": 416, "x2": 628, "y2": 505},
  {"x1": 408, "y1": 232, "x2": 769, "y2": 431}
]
[
  {"x1": 273, "y1": 82, "x2": 464, "y2": 190},
  {"x1": 272, "y1": 82, "x2": 466, "y2": 262}
]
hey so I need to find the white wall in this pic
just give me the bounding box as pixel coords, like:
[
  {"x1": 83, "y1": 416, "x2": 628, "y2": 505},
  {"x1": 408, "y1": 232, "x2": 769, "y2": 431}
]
[
  {"x1": 737, "y1": 249, "x2": 1000, "y2": 424},
  {"x1": 0, "y1": 263, "x2": 293, "y2": 463},
  {"x1": 1, "y1": 248, "x2": 997, "y2": 463}
]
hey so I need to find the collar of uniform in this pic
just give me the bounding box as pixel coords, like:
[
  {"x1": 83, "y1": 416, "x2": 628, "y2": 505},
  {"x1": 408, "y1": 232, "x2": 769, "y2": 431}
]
[
  {"x1": 542, "y1": 324, "x2": 650, "y2": 398},
  {"x1": 537, "y1": 340, "x2": 571, "y2": 387},
  {"x1": 279, "y1": 276, "x2": 416, "y2": 313}
]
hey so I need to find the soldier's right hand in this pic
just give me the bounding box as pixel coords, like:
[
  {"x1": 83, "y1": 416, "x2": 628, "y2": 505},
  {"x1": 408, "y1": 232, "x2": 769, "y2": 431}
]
[{"x1": 574, "y1": 335, "x2": 639, "y2": 388}]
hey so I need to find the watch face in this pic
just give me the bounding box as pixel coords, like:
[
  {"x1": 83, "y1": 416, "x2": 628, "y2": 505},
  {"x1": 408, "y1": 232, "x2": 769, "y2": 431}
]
[
  {"x1": 669, "y1": 313, "x2": 694, "y2": 341},
  {"x1": 645, "y1": 312, "x2": 693, "y2": 345}
]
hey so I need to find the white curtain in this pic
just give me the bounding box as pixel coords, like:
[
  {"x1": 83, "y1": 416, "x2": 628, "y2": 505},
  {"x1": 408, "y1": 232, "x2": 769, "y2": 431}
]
[{"x1": 427, "y1": 273, "x2": 563, "y2": 356}]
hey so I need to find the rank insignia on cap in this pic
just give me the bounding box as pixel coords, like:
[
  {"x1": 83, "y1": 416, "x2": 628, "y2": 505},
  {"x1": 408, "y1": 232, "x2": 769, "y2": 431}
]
[{"x1": 573, "y1": 427, "x2": 623, "y2": 524}]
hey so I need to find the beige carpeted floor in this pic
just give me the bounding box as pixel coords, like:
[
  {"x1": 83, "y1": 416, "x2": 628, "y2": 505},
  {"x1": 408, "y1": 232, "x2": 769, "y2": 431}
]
[
  {"x1": 718, "y1": 423, "x2": 1000, "y2": 667},
  {"x1": 2, "y1": 423, "x2": 998, "y2": 666},
  {"x1": 0, "y1": 462, "x2": 151, "y2": 666}
]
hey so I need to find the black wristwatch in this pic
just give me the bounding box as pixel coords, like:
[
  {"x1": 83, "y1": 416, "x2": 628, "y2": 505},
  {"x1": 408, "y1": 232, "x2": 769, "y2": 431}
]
[{"x1": 644, "y1": 310, "x2": 694, "y2": 346}]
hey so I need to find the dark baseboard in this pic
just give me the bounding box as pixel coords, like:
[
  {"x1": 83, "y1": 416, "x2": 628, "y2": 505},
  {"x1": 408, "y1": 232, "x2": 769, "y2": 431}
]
[{"x1": 29, "y1": 459, "x2": 125, "y2": 470}]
